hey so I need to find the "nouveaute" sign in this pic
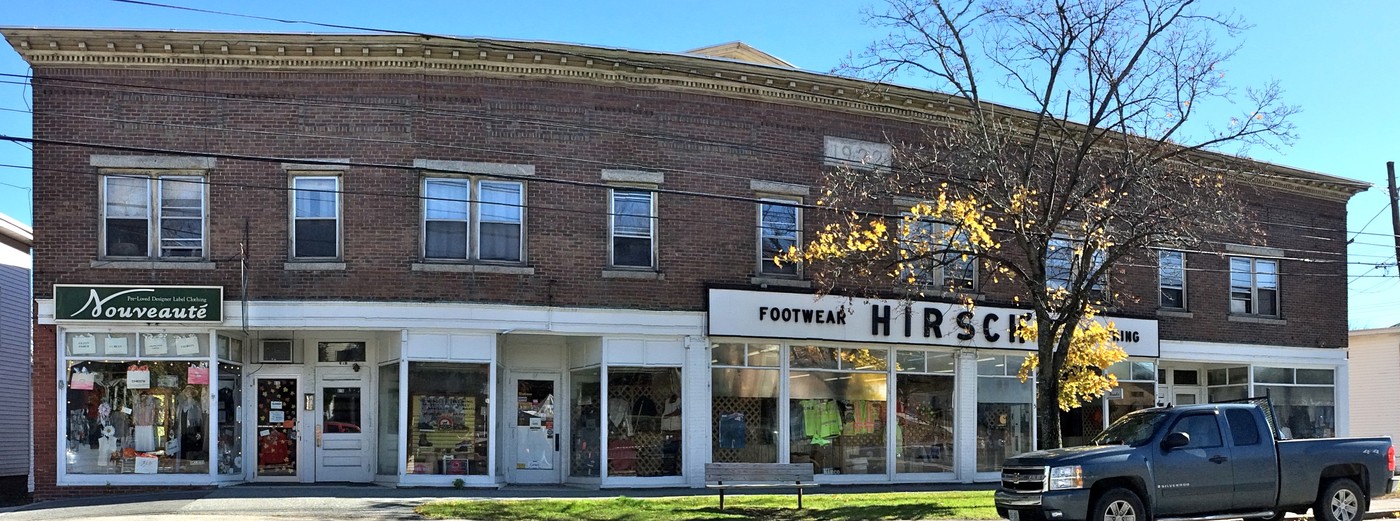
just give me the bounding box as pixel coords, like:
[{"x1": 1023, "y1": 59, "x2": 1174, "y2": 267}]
[{"x1": 54, "y1": 285, "x2": 223, "y2": 323}]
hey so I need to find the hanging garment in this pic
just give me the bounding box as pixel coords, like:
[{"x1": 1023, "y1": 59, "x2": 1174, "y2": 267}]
[
  {"x1": 660, "y1": 395, "x2": 681, "y2": 431},
  {"x1": 631, "y1": 395, "x2": 659, "y2": 432},
  {"x1": 607, "y1": 397, "x2": 634, "y2": 437},
  {"x1": 843, "y1": 400, "x2": 880, "y2": 435},
  {"x1": 718, "y1": 412, "x2": 747, "y2": 449}
]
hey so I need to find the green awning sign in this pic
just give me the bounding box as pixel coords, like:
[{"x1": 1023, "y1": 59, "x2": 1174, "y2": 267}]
[{"x1": 55, "y1": 285, "x2": 223, "y2": 323}]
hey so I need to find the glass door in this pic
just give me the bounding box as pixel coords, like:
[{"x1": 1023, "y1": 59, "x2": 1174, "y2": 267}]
[
  {"x1": 255, "y1": 377, "x2": 299, "y2": 480},
  {"x1": 508, "y1": 373, "x2": 561, "y2": 483}
]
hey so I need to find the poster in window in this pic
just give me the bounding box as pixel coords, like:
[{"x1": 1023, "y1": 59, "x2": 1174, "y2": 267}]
[
  {"x1": 70, "y1": 369, "x2": 95, "y2": 390},
  {"x1": 70, "y1": 334, "x2": 96, "y2": 355},
  {"x1": 188, "y1": 365, "x2": 209, "y2": 385},
  {"x1": 104, "y1": 335, "x2": 129, "y2": 356},
  {"x1": 144, "y1": 334, "x2": 168, "y2": 356},
  {"x1": 174, "y1": 334, "x2": 200, "y2": 355}
]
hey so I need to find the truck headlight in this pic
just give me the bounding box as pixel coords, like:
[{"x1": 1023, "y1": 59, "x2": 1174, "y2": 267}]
[{"x1": 1048, "y1": 466, "x2": 1083, "y2": 490}]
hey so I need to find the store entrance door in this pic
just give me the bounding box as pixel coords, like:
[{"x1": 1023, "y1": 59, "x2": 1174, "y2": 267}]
[
  {"x1": 507, "y1": 373, "x2": 561, "y2": 484},
  {"x1": 254, "y1": 377, "x2": 300, "y2": 481},
  {"x1": 314, "y1": 376, "x2": 372, "y2": 482}
]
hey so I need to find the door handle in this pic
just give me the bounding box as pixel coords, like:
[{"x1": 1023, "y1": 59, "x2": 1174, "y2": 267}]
[{"x1": 1209, "y1": 455, "x2": 1228, "y2": 464}]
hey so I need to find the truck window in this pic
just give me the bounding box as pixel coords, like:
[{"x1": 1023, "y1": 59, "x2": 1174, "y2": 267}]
[
  {"x1": 1224, "y1": 409, "x2": 1261, "y2": 445},
  {"x1": 1169, "y1": 414, "x2": 1223, "y2": 448}
]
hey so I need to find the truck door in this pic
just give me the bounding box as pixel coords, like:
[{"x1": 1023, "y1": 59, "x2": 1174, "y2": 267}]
[
  {"x1": 1224, "y1": 408, "x2": 1279, "y2": 511},
  {"x1": 1152, "y1": 412, "x2": 1234, "y2": 516}
]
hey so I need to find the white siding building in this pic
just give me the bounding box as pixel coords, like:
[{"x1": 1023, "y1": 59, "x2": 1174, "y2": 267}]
[
  {"x1": 0, "y1": 213, "x2": 32, "y2": 501},
  {"x1": 1348, "y1": 327, "x2": 1400, "y2": 443}
]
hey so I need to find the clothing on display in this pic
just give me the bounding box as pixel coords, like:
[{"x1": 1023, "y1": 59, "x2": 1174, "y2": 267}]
[
  {"x1": 718, "y1": 412, "x2": 746, "y2": 449},
  {"x1": 660, "y1": 395, "x2": 681, "y2": 431},
  {"x1": 607, "y1": 397, "x2": 634, "y2": 437}
]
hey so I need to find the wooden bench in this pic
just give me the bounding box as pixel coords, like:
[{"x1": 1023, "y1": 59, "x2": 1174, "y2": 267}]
[{"x1": 704, "y1": 462, "x2": 817, "y2": 510}]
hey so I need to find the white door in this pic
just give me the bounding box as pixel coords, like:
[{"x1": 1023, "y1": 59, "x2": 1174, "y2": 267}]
[
  {"x1": 315, "y1": 374, "x2": 373, "y2": 482},
  {"x1": 507, "y1": 372, "x2": 562, "y2": 484}
]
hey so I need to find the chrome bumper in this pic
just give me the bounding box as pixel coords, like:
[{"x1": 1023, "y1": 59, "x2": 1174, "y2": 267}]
[{"x1": 995, "y1": 490, "x2": 1045, "y2": 507}]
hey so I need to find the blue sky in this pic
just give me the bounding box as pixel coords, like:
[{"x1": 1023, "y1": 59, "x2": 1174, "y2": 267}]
[{"x1": 2, "y1": 1, "x2": 1398, "y2": 329}]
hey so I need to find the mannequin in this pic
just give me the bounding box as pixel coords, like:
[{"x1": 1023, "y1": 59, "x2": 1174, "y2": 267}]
[{"x1": 133, "y1": 392, "x2": 158, "y2": 452}]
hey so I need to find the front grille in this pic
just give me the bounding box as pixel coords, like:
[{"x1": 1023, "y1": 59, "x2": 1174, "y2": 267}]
[{"x1": 1000, "y1": 466, "x2": 1048, "y2": 493}]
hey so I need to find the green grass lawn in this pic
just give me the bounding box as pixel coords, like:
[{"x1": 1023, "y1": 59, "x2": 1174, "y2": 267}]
[{"x1": 417, "y1": 490, "x2": 999, "y2": 521}]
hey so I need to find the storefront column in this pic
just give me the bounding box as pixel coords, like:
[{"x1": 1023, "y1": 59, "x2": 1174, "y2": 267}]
[
  {"x1": 953, "y1": 349, "x2": 978, "y2": 483},
  {"x1": 683, "y1": 335, "x2": 709, "y2": 487},
  {"x1": 1334, "y1": 363, "x2": 1350, "y2": 437}
]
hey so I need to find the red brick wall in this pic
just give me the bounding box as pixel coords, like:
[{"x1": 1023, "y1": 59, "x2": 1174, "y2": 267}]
[{"x1": 29, "y1": 68, "x2": 1349, "y2": 347}]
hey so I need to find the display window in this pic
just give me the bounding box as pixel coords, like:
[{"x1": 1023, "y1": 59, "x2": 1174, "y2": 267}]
[
  {"x1": 215, "y1": 362, "x2": 241, "y2": 476},
  {"x1": 606, "y1": 367, "x2": 681, "y2": 477},
  {"x1": 404, "y1": 362, "x2": 490, "y2": 475},
  {"x1": 711, "y1": 343, "x2": 779, "y2": 464},
  {"x1": 570, "y1": 367, "x2": 601, "y2": 478},
  {"x1": 894, "y1": 350, "x2": 954, "y2": 474},
  {"x1": 789, "y1": 346, "x2": 888, "y2": 476},
  {"x1": 65, "y1": 360, "x2": 211, "y2": 475},
  {"x1": 976, "y1": 354, "x2": 1033, "y2": 472},
  {"x1": 378, "y1": 362, "x2": 400, "y2": 476},
  {"x1": 1256, "y1": 367, "x2": 1335, "y2": 439}
]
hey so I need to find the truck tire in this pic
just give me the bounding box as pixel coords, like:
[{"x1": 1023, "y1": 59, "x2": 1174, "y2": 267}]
[
  {"x1": 1091, "y1": 488, "x2": 1144, "y2": 521},
  {"x1": 1314, "y1": 478, "x2": 1365, "y2": 521}
]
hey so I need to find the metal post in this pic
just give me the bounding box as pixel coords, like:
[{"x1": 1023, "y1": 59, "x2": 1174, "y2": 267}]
[{"x1": 1388, "y1": 162, "x2": 1400, "y2": 264}]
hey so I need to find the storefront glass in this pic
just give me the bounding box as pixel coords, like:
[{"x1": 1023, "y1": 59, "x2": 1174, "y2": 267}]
[
  {"x1": 65, "y1": 359, "x2": 211, "y2": 475},
  {"x1": 1106, "y1": 361, "x2": 1156, "y2": 423},
  {"x1": 215, "y1": 362, "x2": 241, "y2": 476},
  {"x1": 404, "y1": 362, "x2": 490, "y2": 476},
  {"x1": 1207, "y1": 367, "x2": 1249, "y2": 403},
  {"x1": 789, "y1": 346, "x2": 888, "y2": 476},
  {"x1": 378, "y1": 363, "x2": 399, "y2": 475},
  {"x1": 606, "y1": 367, "x2": 682, "y2": 477},
  {"x1": 976, "y1": 354, "x2": 1033, "y2": 472},
  {"x1": 711, "y1": 343, "x2": 779, "y2": 464},
  {"x1": 1256, "y1": 367, "x2": 1335, "y2": 439},
  {"x1": 571, "y1": 367, "x2": 601, "y2": 478},
  {"x1": 894, "y1": 350, "x2": 955, "y2": 474}
]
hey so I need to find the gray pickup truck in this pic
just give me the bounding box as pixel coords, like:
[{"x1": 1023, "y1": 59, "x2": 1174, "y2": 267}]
[{"x1": 995, "y1": 402, "x2": 1395, "y2": 521}]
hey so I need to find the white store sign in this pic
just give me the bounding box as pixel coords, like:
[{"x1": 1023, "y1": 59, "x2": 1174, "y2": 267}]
[{"x1": 707, "y1": 288, "x2": 1159, "y2": 357}]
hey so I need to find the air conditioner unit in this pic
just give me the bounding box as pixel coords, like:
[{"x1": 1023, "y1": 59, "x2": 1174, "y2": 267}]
[{"x1": 260, "y1": 339, "x2": 296, "y2": 363}]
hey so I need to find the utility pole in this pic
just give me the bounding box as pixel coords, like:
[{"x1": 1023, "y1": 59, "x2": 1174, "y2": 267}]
[{"x1": 1389, "y1": 162, "x2": 1400, "y2": 264}]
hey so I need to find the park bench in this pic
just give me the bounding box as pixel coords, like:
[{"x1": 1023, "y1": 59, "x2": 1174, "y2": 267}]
[{"x1": 704, "y1": 462, "x2": 817, "y2": 509}]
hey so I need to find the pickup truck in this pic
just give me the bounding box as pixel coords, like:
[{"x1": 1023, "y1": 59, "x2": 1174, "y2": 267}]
[{"x1": 995, "y1": 403, "x2": 1396, "y2": 521}]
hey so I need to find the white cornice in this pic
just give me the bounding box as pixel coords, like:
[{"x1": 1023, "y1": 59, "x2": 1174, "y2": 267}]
[{"x1": 2, "y1": 28, "x2": 1371, "y2": 201}]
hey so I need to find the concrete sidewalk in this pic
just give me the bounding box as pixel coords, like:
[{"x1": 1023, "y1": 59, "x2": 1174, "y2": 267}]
[{"x1": 0, "y1": 484, "x2": 1395, "y2": 520}]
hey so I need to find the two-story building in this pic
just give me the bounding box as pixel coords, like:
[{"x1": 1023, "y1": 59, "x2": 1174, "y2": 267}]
[{"x1": 4, "y1": 28, "x2": 1366, "y2": 500}]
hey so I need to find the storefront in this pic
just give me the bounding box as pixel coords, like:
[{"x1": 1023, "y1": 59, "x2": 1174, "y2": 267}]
[{"x1": 706, "y1": 288, "x2": 1161, "y2": 482}]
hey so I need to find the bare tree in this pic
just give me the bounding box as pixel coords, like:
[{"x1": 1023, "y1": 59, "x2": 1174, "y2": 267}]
[{"x1": 785, "y1": 0, "x2": 1296, "y2": 449}]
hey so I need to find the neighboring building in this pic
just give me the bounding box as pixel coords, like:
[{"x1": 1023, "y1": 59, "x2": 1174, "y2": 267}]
[
  {"x1": 1347, "y1": 326, "x2": 1400, "y2": 443},
  {"x1": 0, "y1": 213, "x2": 33, "y2": 502},
  {"x1": 3, "y1": 28, "x2": 1367, "y2": 500}
]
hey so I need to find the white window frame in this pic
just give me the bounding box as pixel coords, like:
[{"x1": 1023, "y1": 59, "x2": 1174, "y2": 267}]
[
  {"x1": 1159, "y1": 250, "x2": 1186, "y2": 310},
  {"x1": 475, "y1": 180, "x2": 525, "y2": 263},
  {"x1": 758, "y1": 197, "x2": 801, "y2": 276},
  {"x1": 1046, "y1": 235, "x2": 1106, "y2": 295},
  {"x1": 421, "y1": 177, "x2": 472, "y2": 261},
  {"x1": 609, "y1": 188, "x2": 657, "y2": 269},
  {"x1": 900, "y1": 213, "x2": 978, "y2": 292},
  {"x1": 100, "y1": 171, "x2": 208, "y2": 260},
  {"x1": 290, "y1": 175, "x2": 341, "y2": 260},
  {"x1": 1229, "y1": 257, "x2": 1280, "y2": 316}
]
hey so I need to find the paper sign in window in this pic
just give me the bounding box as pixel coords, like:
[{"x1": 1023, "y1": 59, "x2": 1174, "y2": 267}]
[
  {"x1": 127, "y1": 365, "x2": 151, "y2": 389},
  {"x1": 144, "y1": 334, "x2": 168, "y2": 355},
  {"x1": 70, "y1": 371, "x2": 95, "y2": 390},
  {"x1": 104, "y1": 335, "x2": 129, "y2": 356},
  {"x1": 70, "y1": 334, "x2": 96, "y2": 355},
  {"x1": 174, "y1": 335, "x2": 200, "y2": 355}
]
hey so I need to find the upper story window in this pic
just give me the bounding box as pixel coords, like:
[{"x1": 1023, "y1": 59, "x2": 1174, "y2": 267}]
[
  {"x1": 291, "y1": 176, "x2": 340, "y2": 259},
  {"x1": 1159, "y1": 250, "x2": 1186, "y2": 309},
  {"x1": 900, "y1": 214, "x2": 977, "y2": 292},
  {"x1": 758, "y1": 198, "x2": 800, "y2": 276},
  {"x1": 422, "y1": 177, "x2": 525, "y2": 263},
  {"x1": 610, "y1": 188, "x2": 656, "y2": 269},
  {"x1": 1230, "y1": 257, "x2": 1279, "y2": 316},
  {"x1": 102, "y1": 173, "x2": 206, "y2": 259},
  {"x1": 1046, "y1": 236, "x2": 1106, "y2": 296}
]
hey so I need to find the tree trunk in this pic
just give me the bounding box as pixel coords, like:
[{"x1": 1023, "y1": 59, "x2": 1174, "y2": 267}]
[{"x1": 1035, "y1": 362, "x2": 1062, "y2": 450}]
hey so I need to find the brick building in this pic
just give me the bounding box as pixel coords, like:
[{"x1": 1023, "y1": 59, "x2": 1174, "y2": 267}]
[{"x1": 3, "y1": 28, "x2": 1367, "y2": 498}]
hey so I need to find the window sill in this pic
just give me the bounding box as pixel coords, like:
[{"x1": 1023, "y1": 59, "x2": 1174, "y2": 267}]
[
  {"x1": 1157, "y1": 310, "x2": 1194, "y2": 319},
  {"x1": 91, "y1": 260, "x2": 216, "y2": 270},
  {"x1": 284, "y1": 262, "x2": 347, "y2": 271},
  {"x1": 1228, "y1": 314, "x2": 1286, "y2": 326},
  {"x1": 602, "y1": 269, "x2": 664, "y2": 280},
  {"x1": 411, "y1": 263, "x2": 535, "y2": 275},
  {"x1": 750, "y1": 276, "x2": 811, "y2": 289}
]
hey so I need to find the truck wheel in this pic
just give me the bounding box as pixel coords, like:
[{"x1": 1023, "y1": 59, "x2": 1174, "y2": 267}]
[
  {"x1": 1092, "y1": 488, "x2": 1144, "y2": 521},
  {"x1": 1314, "y1": 478, "x2": 1365, "y2": 521}
]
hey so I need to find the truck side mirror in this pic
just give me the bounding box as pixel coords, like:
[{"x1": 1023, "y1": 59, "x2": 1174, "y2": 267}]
[{"x1": 1161, "y1": 431, "x2": 1190, "y2": 450}]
